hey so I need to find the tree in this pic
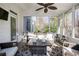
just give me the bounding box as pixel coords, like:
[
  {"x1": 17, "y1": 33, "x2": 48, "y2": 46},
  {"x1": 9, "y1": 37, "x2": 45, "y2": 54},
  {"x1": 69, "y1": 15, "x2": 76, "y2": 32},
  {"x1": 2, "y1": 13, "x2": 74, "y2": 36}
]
[
  {"x1": 50, "y1": 17, "x2": 58, "y2": 33},
  {"x1": 44, "y1": 24, "x2": 49, "y2": 33},
  {"x1": 35, "y1": 26, "x2": 40, "y2": 33}
]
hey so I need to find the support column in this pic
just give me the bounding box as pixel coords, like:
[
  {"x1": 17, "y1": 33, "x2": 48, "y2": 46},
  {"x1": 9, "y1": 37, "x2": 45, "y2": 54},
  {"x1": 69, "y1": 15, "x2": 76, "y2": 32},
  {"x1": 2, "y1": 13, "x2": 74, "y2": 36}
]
[
  {"x1": 57, "y1": 17, "x2": 60, "y2": 34},
  {"x1": 62, "y1": 13, "x2": 65, "y2": 35},
  {"x1": 72, "y1": 5, "x2": 75, "y2": 38}
]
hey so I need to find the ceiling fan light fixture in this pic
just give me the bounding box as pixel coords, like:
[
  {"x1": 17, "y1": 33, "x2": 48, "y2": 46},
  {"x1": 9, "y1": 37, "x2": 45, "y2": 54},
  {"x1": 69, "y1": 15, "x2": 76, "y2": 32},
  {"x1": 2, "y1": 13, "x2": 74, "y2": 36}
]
[
  {"x1": 35, "y1": 3, "x2": 57, "y2": 13},
  {"x1": 44, "y1": 8, "x2": 48, "y2": 13}
]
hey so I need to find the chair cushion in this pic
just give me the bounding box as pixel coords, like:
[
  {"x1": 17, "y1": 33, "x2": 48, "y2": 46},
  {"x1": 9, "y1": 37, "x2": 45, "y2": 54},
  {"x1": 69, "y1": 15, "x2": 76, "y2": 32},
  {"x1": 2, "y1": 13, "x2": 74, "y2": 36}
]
[
  {"x1": 0, "y1": 47, "x2": 18, "y2": 56},
  {"x1": 0, "y1": 51, "x2": 6, "y2": 56}
]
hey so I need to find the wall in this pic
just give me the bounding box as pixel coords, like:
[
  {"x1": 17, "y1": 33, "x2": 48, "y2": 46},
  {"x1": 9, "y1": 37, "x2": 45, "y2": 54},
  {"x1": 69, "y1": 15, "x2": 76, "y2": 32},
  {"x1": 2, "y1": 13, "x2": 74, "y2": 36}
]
[{"x1": 0, "y1": 4, "x2": 23, "y2": 43}]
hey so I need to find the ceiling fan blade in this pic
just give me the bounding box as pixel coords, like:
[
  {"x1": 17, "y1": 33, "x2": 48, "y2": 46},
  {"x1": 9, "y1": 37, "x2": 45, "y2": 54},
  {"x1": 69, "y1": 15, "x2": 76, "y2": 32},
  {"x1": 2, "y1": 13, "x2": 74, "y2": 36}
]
[
  {"x1": 35, "y1": 7, "x2": 43, "y2": 11},
  {"x1": 48, "y1": 6, "x2": 57, "y2": 10},
  {"x1": 37, "y1": 3, "x2": 45, "y2": 6},
  {"x1": 44, "y1": 8, "x2": 48, "y2": 13},
  {"x1": 45, "y1": 3, "x2": 54, "y2": 6}
]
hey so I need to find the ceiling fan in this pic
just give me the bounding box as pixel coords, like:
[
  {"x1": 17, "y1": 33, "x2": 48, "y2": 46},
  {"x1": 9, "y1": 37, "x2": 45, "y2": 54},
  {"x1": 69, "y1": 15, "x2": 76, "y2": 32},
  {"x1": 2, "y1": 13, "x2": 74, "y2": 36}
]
[{"x1": 35, "y1": 3, "x2": 57, "y2": 13}]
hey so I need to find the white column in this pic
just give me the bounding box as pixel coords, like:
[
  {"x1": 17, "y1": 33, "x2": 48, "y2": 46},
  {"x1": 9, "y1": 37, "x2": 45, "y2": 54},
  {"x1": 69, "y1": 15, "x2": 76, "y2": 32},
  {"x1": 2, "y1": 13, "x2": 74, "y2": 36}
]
[
  {"x1": 62, "y1": 13, "x2": 65, "y2": 35},
  {"x1": 57, "y1": 17, "x2": 60, "y2": 34},
  {"x1": 72, "y1": 5, "x2": 75, "y2": 38}
]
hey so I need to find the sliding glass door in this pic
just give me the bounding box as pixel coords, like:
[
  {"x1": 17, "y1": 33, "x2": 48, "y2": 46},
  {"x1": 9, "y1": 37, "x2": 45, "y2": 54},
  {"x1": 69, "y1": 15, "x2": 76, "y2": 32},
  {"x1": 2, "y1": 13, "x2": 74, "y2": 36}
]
[{"x1": 10, "y1": 10, "x2": 17, "y2": 41}]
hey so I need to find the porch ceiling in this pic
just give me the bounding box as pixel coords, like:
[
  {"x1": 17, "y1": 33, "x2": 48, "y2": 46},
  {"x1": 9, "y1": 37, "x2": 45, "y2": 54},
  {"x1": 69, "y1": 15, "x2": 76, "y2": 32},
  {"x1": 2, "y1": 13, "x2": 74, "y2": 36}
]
[{"x1": 10, "y1": 3, "x2": 77, "y2": 16}]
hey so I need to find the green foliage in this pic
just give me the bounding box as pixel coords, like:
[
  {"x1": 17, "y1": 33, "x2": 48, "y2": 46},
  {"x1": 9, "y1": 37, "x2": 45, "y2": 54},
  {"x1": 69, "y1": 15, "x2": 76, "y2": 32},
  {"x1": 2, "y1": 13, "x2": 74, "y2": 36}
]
[
  {"x1": 52, "y1": 17, "x2": 58, "y2": 33},
  {"x1": 43, "y1": 20, "x2": 58, "y2": 33},
  {"x1": 35, "y1": 17, "x2": 58, "y2": 33},
  {"x1": 44, "y1": 25, "x2": 49, "y2": 33},
  {"x1": 35, "y1": 26, "x2": 40, "y2": 33}
]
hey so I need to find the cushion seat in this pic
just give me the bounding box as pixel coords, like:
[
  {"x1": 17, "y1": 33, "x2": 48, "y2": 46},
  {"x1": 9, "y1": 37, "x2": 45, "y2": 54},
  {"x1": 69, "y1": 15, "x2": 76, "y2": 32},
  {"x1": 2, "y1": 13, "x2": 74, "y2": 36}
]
[{"x1": 0, "y1": 47, "x2": 18, "y2": 56}]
